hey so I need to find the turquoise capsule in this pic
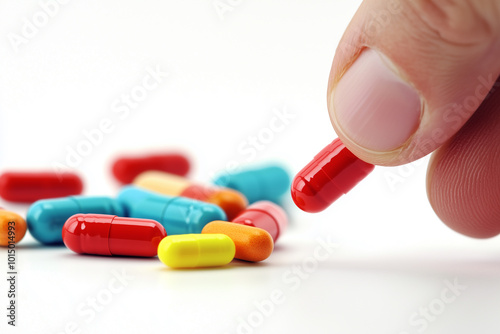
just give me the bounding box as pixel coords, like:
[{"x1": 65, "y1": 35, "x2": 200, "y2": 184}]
[
  {"x1": 117, "y1": 186, "x2": 227, "y2": 235},
  {"x1": 27, "y1": 196, "x2": 124, "y2": 245},
  {"x1": 213, "y1": 165, "x2": 291, "y2": 203}
]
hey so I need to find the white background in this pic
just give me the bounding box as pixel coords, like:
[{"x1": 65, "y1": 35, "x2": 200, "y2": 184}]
[{"x1": 0, "y1": 1, "x2": 499, "y2": 333}]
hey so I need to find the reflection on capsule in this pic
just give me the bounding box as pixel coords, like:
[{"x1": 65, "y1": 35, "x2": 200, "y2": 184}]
[
  {"x1": 232, "y1": 201, "x2": 288, "y2": 242},
  {"x1": 202, "y1": 221, "x2": 273, "y2": 262},
  {"x1": 0, "y1": 171, "x2": 83, "y2": 203},
  {"x1": 117, "y1": 186, "x2": 226, "y2": 235},
  {"x1": 157, "y1": 234, "x2": 235, "y2": 269},
  {"x1": 63, "y1": 214, "x2": 166, "y2": 257},
  {"x1": 291, "y1": 138, "x2": 374, "y2": 213},
  {"x1": 133, "y1": 171, "x2": 247, "y2": 220},
  {"x1": 214, "y1": 164, "x2": 290, "y2": 203},
  {"x1": 27, "y1": 196, "x2": 124, "y2": 245},
  {"x1": 111, "y1": 152, "x2": 190, "y2": 184}
]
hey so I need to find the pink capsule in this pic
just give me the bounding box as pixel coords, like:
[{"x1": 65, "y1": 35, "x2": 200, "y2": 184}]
[{"x1": 232, "y1": 201, "x2": 287, "y2": 242}]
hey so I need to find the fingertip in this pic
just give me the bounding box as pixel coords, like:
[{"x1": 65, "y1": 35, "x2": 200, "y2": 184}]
[
  {"x1": 427, "y1": 84, "x2": 500, "y2": 238},
  {"x1": 327, "y1": 0, "x2": 500, "y2": 167},
  {"x1": 427, "y1": 153, "x2": 500, "y2": 239}
]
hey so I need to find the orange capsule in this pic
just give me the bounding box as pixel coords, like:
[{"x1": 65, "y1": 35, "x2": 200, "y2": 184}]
[
  {"x1": 0, "y1": 208, "x2": 27, "y2": 246},
  {"x1": 202, "y1": 221, "x2": 273, "y2": 262}
]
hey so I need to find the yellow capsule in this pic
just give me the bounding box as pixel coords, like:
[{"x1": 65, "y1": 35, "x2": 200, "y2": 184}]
[{"x1": 158, "y1": 234, "x2": 235, "y2": 269}]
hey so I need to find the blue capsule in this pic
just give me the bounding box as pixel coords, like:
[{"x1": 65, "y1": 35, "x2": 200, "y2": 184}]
[
  {"x1": 213, "y1": 164, "x2": 291, "y2": 203},
  {"x1": 117, "y1": 186, "x2": 227, "y2": 235},
  {"x1": 27, "y1": 196, "x2": 125, "y2": 245}
]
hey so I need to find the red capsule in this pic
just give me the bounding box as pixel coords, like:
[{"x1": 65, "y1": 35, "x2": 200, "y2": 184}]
[
  {"x1": 232, "y1": 201, "x2": 287, "y2": 242},
  {"x1": 0, "y1": 171, "x2": 83, "y2": 203},
  {"x1": 112, "y1": 153, "x2": 190, "y2": 184},
  {"x1": 291, "y1": 138, "x2": 375, "y2": 213},
  {"x1": 62, "y1": 214, "x2": 166, "y2": 257}
]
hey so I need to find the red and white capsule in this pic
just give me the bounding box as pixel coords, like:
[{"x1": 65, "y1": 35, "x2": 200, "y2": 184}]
[{"x1": 63, "y1": 214, "x2": 166, "y2": 257}]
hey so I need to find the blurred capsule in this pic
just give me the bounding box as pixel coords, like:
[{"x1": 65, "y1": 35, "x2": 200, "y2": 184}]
[
  {"x1": 133, "y1": 171, "x2": 247, "y2": 220},
  {"x1": 27, "y1": 196, "x2": 124, "y2": 245},
  {"x1": 111, "y1": 152, "x2": 190, "y2": 184},
  {"x1": 0, "y1": 171, "x2": 83, "y2": 203},
  {"x1": 0, "y1": 208, "x2": 27, "y2": 246},
  {"x1": 117, "y1": 186, "x2": 226, "y2": 235},
  {"x1": 214, "y1": 164, "x2": 290, "y2": 203},
  {"x1": 63, "y1": 214, "x2": 166, "y2": 257}
]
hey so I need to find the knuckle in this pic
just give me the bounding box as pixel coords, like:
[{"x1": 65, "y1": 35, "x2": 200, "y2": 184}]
[{"x1": 413, "y1": 0, "x2": 499, "y2": 45}]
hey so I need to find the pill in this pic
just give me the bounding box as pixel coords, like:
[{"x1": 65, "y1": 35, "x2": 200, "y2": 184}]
[
  {"x1": 0, "y1": 171, "x2": 83, "y2": 203},
  {"x1": 111, "y1": 152, "x2": 190, "y2": 184},
  {"x1": 63, "y1": 214, "x2": 166, "y2": 257},
  {"x1": 232, "y1": 201, "x2": 287, "y2": 242},
  {"x1": 202, "y1": 221, "x2": 273, "y2": 262},
  {"x1": 27, "y1": 196, "x2": 124, "y2": 245},
  {"x1": 158, "y1": 234, "x2": 235, "y2": 268},
  {"x1": 291, "y1": 138, "x2": 374, "y2": 213},
  {"x1": 213, "y1": 164, "x2": 291, "y2": 203},
  {"x1": 133, "y1": 171, "x2": 247, "y2": 220},
  {"x1": 117, "y1": 186, "x2": 227, "y2": 235},
  {"x1": 0, "y1": 208, "x2": 27, "y2": 246}
]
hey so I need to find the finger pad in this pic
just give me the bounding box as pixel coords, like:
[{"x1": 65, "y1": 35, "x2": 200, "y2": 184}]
[{"x1": 428, "y1": 79, "x2": 500, "y2": 238}]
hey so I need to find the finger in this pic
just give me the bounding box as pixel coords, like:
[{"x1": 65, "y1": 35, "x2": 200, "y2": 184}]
[
  {"x1": 427, "y1": 76, "x2": 500, "y2": 238},
  {"x1": 327, "y1": 0, "x2": 500, "y2": 166}
]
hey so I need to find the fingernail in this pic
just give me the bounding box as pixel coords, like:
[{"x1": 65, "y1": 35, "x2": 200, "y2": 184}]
[{"x1": 332, "y1": 49, "x2": 422, "y2": 152}]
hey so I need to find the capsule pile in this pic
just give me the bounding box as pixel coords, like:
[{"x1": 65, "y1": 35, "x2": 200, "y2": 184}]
[{"x1": 0, "y1": 152, "x2": 290, "y2": 269}]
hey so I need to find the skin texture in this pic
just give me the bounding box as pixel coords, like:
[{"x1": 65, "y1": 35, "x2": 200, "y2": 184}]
[
  {"x1": 427, "y1": 79, "x2": 500, "y2": 238},
  {"x1": 328, "y1": 0, "x2": 500, "y2": 237}
]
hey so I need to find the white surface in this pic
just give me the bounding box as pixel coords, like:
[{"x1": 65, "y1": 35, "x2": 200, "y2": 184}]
[{"x1": 0, "y1": 1, "x2": 499, "y2": 333}]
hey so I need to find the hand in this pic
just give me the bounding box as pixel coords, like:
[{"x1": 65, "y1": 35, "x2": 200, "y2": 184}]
[{"x1": 328, "y1": 0, "x2": 500, "y2": 237}]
